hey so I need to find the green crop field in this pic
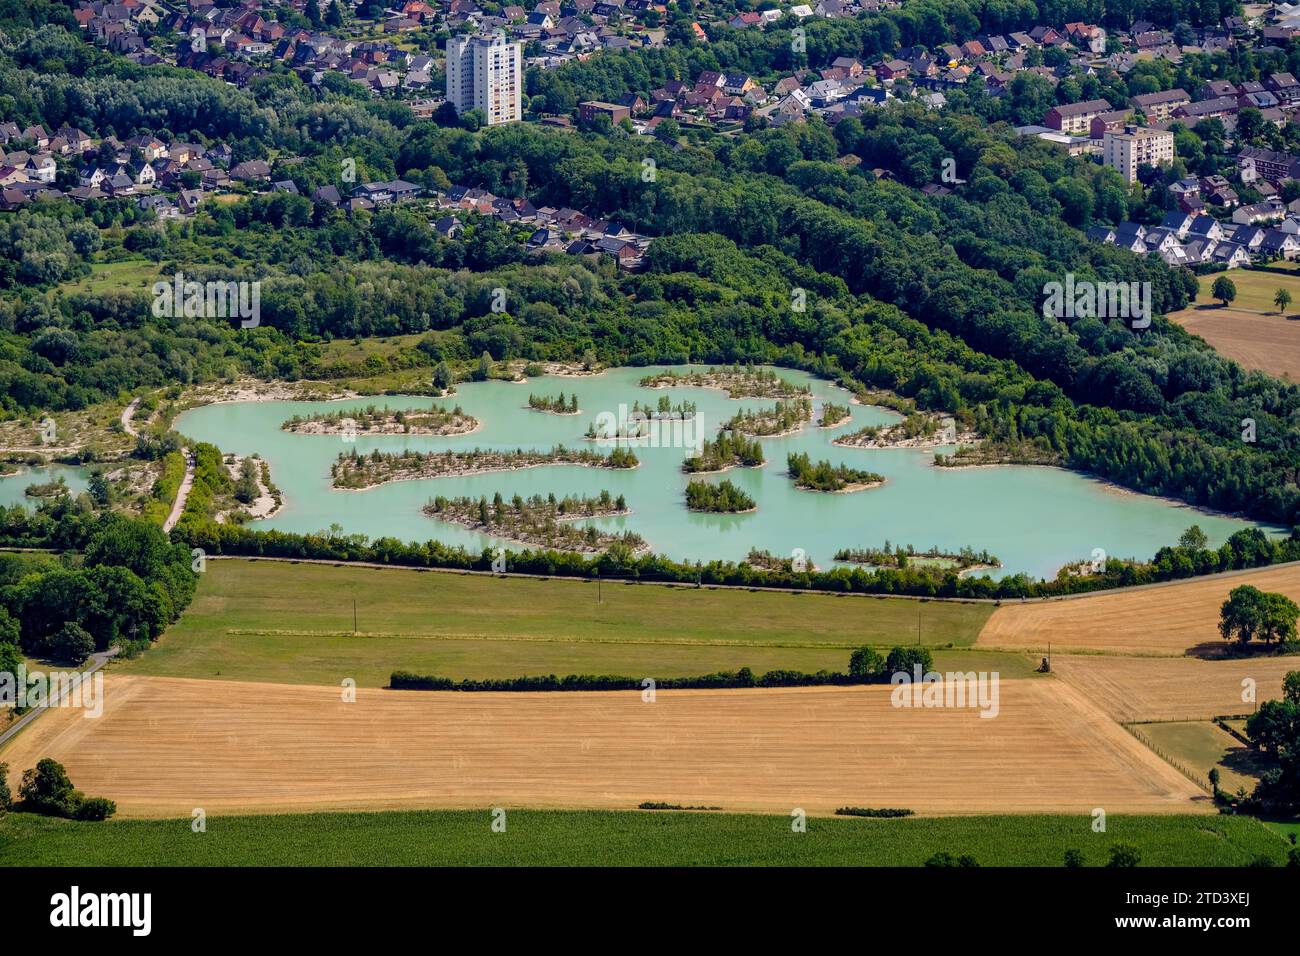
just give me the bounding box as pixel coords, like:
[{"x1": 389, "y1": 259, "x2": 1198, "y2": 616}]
[
  {"x1": 0, "y1": 810, "x2": 1288, "y2": 867},
  {"x1": 119, "y1": 558, "x2": 1006, "y2": 686}
]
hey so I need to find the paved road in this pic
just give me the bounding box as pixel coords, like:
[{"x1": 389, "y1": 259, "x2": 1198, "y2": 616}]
[
  {"x1": 0, "y1": 648, "x2": 118, "y2": 751},
  {"x1": 163, "y1": 449, "x2": 194, "y2": 533}
]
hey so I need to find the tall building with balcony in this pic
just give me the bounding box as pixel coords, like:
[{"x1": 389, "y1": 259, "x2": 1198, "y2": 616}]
[
  {"x1": 446, "y1": 33, "x2": 522, "y2": 126},
  {"x1": 1102, "y1": 125, "x2": 1174, "y2": 182}
]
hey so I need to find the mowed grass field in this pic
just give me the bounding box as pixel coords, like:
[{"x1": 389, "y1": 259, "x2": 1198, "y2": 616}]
[
  {"x1": 1138, "y1": 721, "x2": 1271, "y2": 795},
  {"x1": 0, "y1": 674, "x2": 1202, "y2": 818},
  {"x1": 0, "y1": 810, "x2": 1285, "y2": 867},
  {"x1": 1170, "y1": 269, "x2": 1300, "y2": 380},
  {"x1": 121, "y1": 558, "x2": 1005, "y2": 686},
  {"x1": 977, "y1": 562, "x2": 1300, "y2": 656}
]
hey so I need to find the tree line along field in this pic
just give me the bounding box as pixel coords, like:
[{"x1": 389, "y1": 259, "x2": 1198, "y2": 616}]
[
  {"x1": 0, "y1": 810, "x2": 1286, "y2": 868},
  {"x1": 119, "y1": 558, "x2": 1005, "y2": 687}
]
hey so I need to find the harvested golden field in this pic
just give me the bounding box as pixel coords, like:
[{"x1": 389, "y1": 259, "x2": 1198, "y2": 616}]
[
  {"x1": 977, "y1": 563, "x2": 1300, "y2": 656},
  {"x1": 0, "y1": 674, "x2": 1205, "y2": 818},
  {"x1": 1170, "y1": 304, "x2": 1300, "y2": 381},
  {"x1": 1051, "y1": 654, "x2": 1295, "y2": 723}
]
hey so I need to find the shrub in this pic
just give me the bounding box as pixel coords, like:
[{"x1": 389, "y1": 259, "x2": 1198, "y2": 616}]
[
  {"x1": 885, "y1": 645, "x2": 935, "y2": 678},
  {"x1": 848, "y1": 646, "x2": 884, "y2": 679},
  {"x1": 1107, "y1": 843, "x2": 1141, "y2": 868},
  {"x1": 17, "y1": 758, "x2": 114, "y2": 821},
  {"x1": 72, "y1": 796, "x2": 116, "y2": 822},
  {"x1": 834, "y1": 806, "x2": 913, "y2": 818}
]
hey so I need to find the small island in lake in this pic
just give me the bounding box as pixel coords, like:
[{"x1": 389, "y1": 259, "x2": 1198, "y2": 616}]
[
  {"x1": 681, "y1": 430, "x2": 765, "y2": 474},
  {"x1": 726, "y1": 398, "x2": 812, "y2": 437},
  {"x1": 24, "y1": 476, "x2": 69, "y2": 498},
  {"x1": 835, "y1": 412, "x2": 975, "y2": 450},
  {"x1": 282, "y1": 403, "x2": 478, "y2": 437},
  {"x1": 818, "y1": 403, "x2": 851, "y2": 428},
  {"x1": 684, "y1": 479, "x2": 756, "y2": 513},
  {"x1": 332, "y1": 444, "x2": 639, "y2": 489},
  {"x1": 787, "y1": 452, "x2": 883, "y2": 492},
  {"x1": 639, "y1": 365, "x2": 811, "y2": 399},
  {"x1": 834, "y1": 542, "x2": 1001, "y2": 574},
  {"x1": 585, "y1": 396, "x2": 698, "y2": 439},
  {"x1": 527, "y1": 392, "x2": 581, "y2": 415},
  {"x1": 424, "y1": 490, "x2": 645, "y2": 553}
]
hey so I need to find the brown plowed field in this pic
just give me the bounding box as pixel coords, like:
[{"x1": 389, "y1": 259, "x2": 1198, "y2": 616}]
[{"x1": 0, "y1": 674, "x2": 1206, "y2": 818}]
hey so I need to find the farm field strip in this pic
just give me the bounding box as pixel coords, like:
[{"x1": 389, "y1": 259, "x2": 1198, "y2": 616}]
[
  {"x1": 1050, "y1": 655, "x2": 1294, "y2": 724},
  {"x1": 0, "y1": 674, "x2": 1206, "y2": 819},
  {"x1": 977, "y1": 562, "x2": 1300, "y2": 655},
  {"x1": 1, "y1": 809, "x2": 1283, "y2": 867},
  {"x1": 120, "y1": 558, "x2": 997, "y2": 686}
]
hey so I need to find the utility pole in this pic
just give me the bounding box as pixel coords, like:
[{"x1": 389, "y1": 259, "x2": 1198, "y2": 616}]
[{"x1": 353, "y1": 598, "x2": 357, "y2": 635}]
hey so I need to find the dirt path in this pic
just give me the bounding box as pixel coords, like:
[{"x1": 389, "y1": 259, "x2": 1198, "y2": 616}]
[
  {"x1": 163, "y1": 449, "x2": 194, "y2": 533},
  {"x1": 120, "y1": 398, "x2": 140, "y2": 438}
]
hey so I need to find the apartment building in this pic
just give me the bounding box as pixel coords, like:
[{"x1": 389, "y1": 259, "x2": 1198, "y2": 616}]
[
  {"x1": 1128, "y1": 88, "x2": 1190, "y2": 123},
  {"x1": 1043, "y1": 98, "x2": 1113, "y2": 134},
  {"x1": 446, "y1": 33, "x2": 523, "y2": 126},
  {"x1": 1102, "y1": 125, "x2": 1174, "y2": 182}
]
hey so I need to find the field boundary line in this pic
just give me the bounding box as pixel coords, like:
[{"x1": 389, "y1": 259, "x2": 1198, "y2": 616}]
[
  {"x1": 1121, "y1": 722, "x2": 1213, "y2": 796},
  {"x1": 221, "y1": 627, "x2": 1022, "y2": 653}
]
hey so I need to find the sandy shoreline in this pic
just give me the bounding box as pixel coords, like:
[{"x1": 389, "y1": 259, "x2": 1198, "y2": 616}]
[{"x1": 793, "y1": 479, "x2": 885, "y2": 494}]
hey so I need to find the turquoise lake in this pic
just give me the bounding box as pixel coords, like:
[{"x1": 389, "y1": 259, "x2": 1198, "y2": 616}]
[
  {"x1": 0, "y1": 465, "x2": 90, "y2": 509},
  {"x1": 162, "y1": 365, "x2": 1257, "y2": 580}
]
